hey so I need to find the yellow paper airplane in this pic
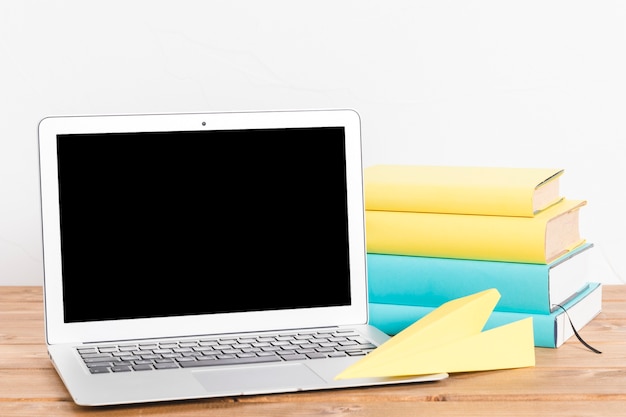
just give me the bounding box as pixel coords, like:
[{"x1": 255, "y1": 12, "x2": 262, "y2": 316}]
[{"x1": 336, "y1": 288, "x2": 535, "y2": 379}]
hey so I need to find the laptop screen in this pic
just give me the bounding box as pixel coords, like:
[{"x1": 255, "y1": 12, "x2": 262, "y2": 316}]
[
  {"x1": 55, "y1": 127, "x2": 352, "y2": 323},
  {"x1": 40, "y1": 110, "x2": 367, "y2": 344}
]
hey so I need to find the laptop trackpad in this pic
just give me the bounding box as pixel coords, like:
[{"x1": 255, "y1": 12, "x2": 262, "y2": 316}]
[{"x1": 193, "y1": 363, "x2": 325, "y2": 394}]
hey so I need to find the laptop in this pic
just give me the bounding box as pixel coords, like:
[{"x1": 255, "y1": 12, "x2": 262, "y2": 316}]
[{"x1": 37, "y1": 109, "x2": 447, "y2": 406}]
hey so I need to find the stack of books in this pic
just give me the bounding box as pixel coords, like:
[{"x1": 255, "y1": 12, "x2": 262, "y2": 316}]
[{"x1": 364, "y1": 165, "x2": 603, "y2": 348}]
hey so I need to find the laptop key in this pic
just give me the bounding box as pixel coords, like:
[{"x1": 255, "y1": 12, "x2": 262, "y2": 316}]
[
  {"x1": 347, "y1": 351, "x2": 368, "y2": 356},
  {"x1": 154, "y1": 362, "x2": 180, "y2": 370},
  {"x1": 89, "y1": 366, "x2": 111, "y2": 374},
  {"x1": 84, "y1": 356, "x2": 119, "y2": 363},
  {"x1": 179, "y1": 355, "x2": 282, "y2": 368},
  {"x1": 282, "y1": 354, "x2": 308, "y2": 361},
  {"x1": 305, "y1": 352, "x2": 328, "y2": 359}
]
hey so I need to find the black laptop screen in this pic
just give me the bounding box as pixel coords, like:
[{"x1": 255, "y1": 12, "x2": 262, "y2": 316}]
[{"x1": 55, "y1": 127, "x2": 352, "y2": 323}]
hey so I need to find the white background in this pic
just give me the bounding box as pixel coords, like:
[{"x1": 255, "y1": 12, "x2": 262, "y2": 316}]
[{"x1": 1, "y1": 1, "x2": 625, "y2": 285}]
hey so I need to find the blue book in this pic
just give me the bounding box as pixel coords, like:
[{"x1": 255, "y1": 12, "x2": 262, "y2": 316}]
[
  {"x1": 368, "y1": 243, "x2": 593, "y2": 314},
  {"x1": 369, "y1": 283, "x2": 602, "y2": 348}
]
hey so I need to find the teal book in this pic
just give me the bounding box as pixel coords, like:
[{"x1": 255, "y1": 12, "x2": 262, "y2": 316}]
[
  {"x1": 369, "y1": 283, "x2": 602, "y2": 348},
  {"x1": 368, "y1": 243, "x2": 593, "y2": 314}
]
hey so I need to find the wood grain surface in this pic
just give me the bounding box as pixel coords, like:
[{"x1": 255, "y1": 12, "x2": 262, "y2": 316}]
[{"x1": 1, "y1": 285, "x2": 625, "y2": 416}]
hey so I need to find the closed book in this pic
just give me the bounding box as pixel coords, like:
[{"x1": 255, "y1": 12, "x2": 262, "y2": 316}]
[
  {"x1": 369, "y1": 283, "x2": 602, "y2": 348},
  {"x1": 364, "y1": 165, "x2": 563, "y2": 216},
  {"x1": 368, "y1": 243, "x2": 594, "y2": 314},
  {"x1": 366, "y1": 198, "x2": 586, "y2": 264}
]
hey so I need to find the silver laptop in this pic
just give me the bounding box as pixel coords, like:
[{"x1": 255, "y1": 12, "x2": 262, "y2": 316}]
[{"x1": 38, "y1": 109, "x2": 447, "y2": 406}]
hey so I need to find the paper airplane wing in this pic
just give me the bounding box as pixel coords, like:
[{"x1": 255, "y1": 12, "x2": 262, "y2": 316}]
[{"x1": 336, "y1": 289, "x2": 535, "y2": 379}]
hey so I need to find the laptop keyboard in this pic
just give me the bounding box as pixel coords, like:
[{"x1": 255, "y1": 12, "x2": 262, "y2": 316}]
[{"x1": 77, "y1": 329, "x2": 378, "y2": 374}]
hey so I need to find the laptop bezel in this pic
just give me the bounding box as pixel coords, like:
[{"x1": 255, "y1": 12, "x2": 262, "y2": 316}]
[{"x1": 38, "y1": 109, "x2": 368, "y2": 345}]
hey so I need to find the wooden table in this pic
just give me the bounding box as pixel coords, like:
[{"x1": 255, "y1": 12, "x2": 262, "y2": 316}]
[{"x1": 1, "y1": 285, "x2": 625, "y2": 416}]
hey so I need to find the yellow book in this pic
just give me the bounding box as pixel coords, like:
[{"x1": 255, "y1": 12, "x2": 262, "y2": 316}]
[
  {"x1": 364, "y1": 165, "x2": 564, "y2": 216},
  {"x1": 366, "y1": 199, "x2": 586, "y2": 264}
]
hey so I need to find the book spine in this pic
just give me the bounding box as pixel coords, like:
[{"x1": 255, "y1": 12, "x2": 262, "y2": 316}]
[
  {"x1": 364, "y1": 166, "x2": 563, "y2": 217},
  {"x1": 368, "y1": 283, "x2": 601, "y2": 348},
  {"x1": 365, "y1": 209, "x2": 548, "y2": 263},
  {"x1": 367, "y1": 253, "x2": 553, "y2": 314},
  {"x1": 365, "y1": 181, "x2": 536, "y2": 216},
  {"x1": 366, "y1": 199, "x2": 584, "y2": 263},
  {"x1": 370, "y1": 303, "x2": 567, "y2": 347},
  {"x1": 483, "y1": 284, "x2": 602, "y2": 348}
]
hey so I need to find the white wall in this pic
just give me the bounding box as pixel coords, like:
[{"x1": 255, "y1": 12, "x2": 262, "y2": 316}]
[{"x1": 1, "y1": 1, "x2": 624, "y2": 285}]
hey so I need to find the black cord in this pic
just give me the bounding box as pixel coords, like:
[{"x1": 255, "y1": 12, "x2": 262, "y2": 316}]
[{"x1": 553, "y1": 304, "x2": 602, "y2": 354}]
